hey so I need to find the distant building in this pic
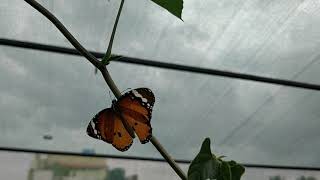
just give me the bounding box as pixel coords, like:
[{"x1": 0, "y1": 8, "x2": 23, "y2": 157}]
[
  {"x1": 81, "y1": 148, "x2": 95, "y2": 155},
  {"x1": 269, "y1": 175, "x2": 286, "y2": 180},
  {"x1": 126, "y1": 175, "x2": 138, "y2": 180},
  {"x1": 28, "y1": 154, "x2": 108, "y2": 180},
  {"x1": 27, "y1": 154, "x2": 138, "y2": 180}
]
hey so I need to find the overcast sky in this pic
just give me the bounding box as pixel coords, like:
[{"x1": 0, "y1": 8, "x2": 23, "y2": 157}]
[{"x1": 1, "y1": 0, "x2": 320, "y2": 172}]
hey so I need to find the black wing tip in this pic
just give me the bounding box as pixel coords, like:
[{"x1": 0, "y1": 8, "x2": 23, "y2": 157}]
[
  {"x1": 86, "y1": 126, "x2": 102, "y2": 140},
  {"x1": 87, "y1": 121, "x2": 98, "y2": 139},
  {"x1": 127, "y1": 88, "x2": 155, "y2": 119},
  {"x1": 138, "y1": 87, "x2": 155, "y2": 101},
  {"x1": 127, "y1": 87, "x2": 155, "y2": 97}
]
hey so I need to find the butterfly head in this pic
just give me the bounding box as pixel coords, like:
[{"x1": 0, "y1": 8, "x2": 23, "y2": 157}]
[{"x1": 112, "y1": 99, "x2": 117, "y2": 104}]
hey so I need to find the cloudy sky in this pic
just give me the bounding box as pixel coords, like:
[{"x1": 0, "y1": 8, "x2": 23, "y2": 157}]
[{"x1": 1, "y1": 0, "x2": 320, "y2": 173}]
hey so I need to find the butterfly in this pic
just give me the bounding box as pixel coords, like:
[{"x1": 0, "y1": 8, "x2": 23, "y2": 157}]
[{"x1": 87, "y1": 88, "x2": 155, "y2": 151}]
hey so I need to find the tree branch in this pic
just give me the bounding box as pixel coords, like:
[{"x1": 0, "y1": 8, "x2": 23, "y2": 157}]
[
  {"x1": 24, "y1": 0, "x2": 101, "y2": 69},
  {"x1": 151, "y1": 137, "x2": 187, "y2": 180},
  {"x1": 102, "y1": 0, "x2": 125, "y2": 64},
  {"x1": 23, "y1": 0, "x2": 187, "y2": 179},
  {"x1": 24, "y1": 0, "x2": 121, "y2": 97}
]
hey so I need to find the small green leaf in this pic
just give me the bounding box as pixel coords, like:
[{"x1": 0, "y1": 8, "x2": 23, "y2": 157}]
[
  {"x1": 217, "y1": 155, "x2": 227, "y2": 160},
  {"x1": 101, "y1": 54, "x2": 123, "y2": 66},
  {"x1": 109, "y1": 55, "x2": 123, "y2": 62},
  {"x1": 228, "y1": 161, "x2": 245, "y2": 180},
  {"x1": 188, "y1": 138, "x2": 220, "y2": 180},
  {"x1": 150, "y1": 0, "x2": 183, "y2": 20},
  {"x1": 102, "y1": 0, "x2": 125, "y2": 66},
  {"x1": 188, "y1": 138, "x2": 245, "y2": 180},
  {"x1": 218, "y1": 161, "x2": 231, "y2": 180}
]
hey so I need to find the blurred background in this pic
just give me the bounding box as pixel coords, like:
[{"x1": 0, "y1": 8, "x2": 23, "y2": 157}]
[
  {"x1": 1, "y1": 151, "x2": 320, "y2": 180},
  {"x1": 1, "y1": 0, "x2": 320, "y2": 179}
]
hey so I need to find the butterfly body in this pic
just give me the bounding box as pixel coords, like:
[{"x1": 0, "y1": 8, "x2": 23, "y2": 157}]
[{"x1": 87, "y1": 88, "x2": 155, "y2": 151}]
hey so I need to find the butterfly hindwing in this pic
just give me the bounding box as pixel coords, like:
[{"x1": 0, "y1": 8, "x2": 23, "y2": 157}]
[
  {"x1": 112, "y1": 113, "x2": 133, "y2": 151},
  {"x1": 121, "y1": 107, "x2": 152, "y2": 144}
]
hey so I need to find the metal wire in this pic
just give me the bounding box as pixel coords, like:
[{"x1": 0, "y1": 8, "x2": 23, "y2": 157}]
[
  {"x1": 1, "y1": 147, "x2": 320, "y2": 171},
  {"x1": 1, "y1": 38, "x2": 320, "y2": 91}
]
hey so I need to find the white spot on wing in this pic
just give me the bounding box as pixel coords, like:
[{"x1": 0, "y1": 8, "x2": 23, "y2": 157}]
[
  {"x1": 90, "y1": 120, "x2": 98, "y2": 135},
  {"x1": 132, "y1": 90, "x2": 148, "y2": 103},
  {"x1": 91, "y1": 121, "x2": 95, "y2": 129}
]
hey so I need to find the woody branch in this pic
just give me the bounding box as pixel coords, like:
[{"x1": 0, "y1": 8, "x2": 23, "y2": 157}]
[{"x1": 23, "y1": 0, "x2": 187, "y2": 179}]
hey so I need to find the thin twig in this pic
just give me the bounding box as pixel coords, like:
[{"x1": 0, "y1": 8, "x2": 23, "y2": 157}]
[
  {"x1": 151, "y1": 137, "x2": 187, "y2": 180},
  {"x1": 24, "y1": 0, "x2": 101, "y2": 69},
  {"x1": 100, "y1": 66, "x2": 121, "y2": 98},
  {"x1": 102, "y1": 0, "x2": 125, "y2": 64},
  {"x1": 23, "y1": 0, "x2": 121, "y2": 96},
  {"x1": 23, "y1": 0, "x2": 187, "y2": 179}
]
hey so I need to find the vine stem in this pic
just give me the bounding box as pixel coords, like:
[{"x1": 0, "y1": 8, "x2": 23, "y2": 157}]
[
  {"x1": 151, "y1": 137, "x2": 187, "y2": 180},
  {"x1": 23, "y1": 0, "x2": 187, "y2": 179},
  {"x1": 102, "y1": 0, "x2": 125, "y2": 64}
]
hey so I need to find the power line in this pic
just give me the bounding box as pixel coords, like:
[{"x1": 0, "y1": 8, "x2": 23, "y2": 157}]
[
  {"x1": 1, "y1": 38, "x2": 320, "y2": 91},
  {"x1": 1, "y1": 147, "x2": 320, "y2": 171}
]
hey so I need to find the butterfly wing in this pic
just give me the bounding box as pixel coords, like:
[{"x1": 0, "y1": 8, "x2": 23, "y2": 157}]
[
  {"x1": 111, "y1": 112, "x2": 134, "y2": 151},
  {"x1": 117, "y1": 88, "x2": 155, "y2": 144},
  {"x1": 87, "y1": 108, "x2": 114, "y2": 143},
  {"x1": 87, "y1": 108, "x2": 133, "y2": 151}
]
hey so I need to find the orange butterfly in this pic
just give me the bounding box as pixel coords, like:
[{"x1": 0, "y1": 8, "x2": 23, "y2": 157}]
[{"x1": 87, "y1": 88, "x2": 155, "y2": 151}]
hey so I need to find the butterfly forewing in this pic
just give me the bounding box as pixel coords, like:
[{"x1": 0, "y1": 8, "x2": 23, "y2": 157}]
[
  {"x1": 87, "y1": 108, "x2": 114, "y2": 143},
  {"x1": 87, "y1": 108, "x2": 133, "y2": 151},
  {"x1": 118, "y1": 88, "x2": 155, "y2": 119},
  {"x1": 122, "y1": 110, "x2": 152, "y2": 144},
  {"x1": 117, "y1": 88, "x2": 155, "y2": 144}
]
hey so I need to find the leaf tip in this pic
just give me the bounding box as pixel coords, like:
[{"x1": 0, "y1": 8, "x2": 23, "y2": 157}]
[
  {"x1": 204, "y1": 137, "x2": 212, "y2": 146},
  {"x1": 200, "y1": 137, "x2": 212, "y2": 154}
]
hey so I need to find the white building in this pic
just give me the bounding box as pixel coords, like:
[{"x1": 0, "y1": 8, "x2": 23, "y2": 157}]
[{"x1": 28, "y1": 154, "x2": 108, "y2": 180}]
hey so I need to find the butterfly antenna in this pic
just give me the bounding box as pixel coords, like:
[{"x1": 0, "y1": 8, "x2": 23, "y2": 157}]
[
  {"x1": 108, "y1": 91, "x2": 113, "y2": 101},
  {"x1": 94, "y1": 67, "x2": 98, "y2": 75}
]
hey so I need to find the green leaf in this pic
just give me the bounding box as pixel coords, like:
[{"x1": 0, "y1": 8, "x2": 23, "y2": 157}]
[
  {"x1": 188, "y1": 138, "x2": 220, "y2": 180},
  {"x1": 227, "y1": 161, "x2": 245, "y2": 180},
  {"x1": 217, "y1": 161, "x2": 231, "y2": 180},
  {"x1": 109, "y1": 55, "x2": 123, "y2": 62},
  {"x1": 101, "y1": 54, "x2": 123, "y2": 66},
  {"x1": 150, "y1": 0, "x2": 183, "y2": 20},
  {"x1": 188, "y1": 138, "x2": 246, "y2": 180}
]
